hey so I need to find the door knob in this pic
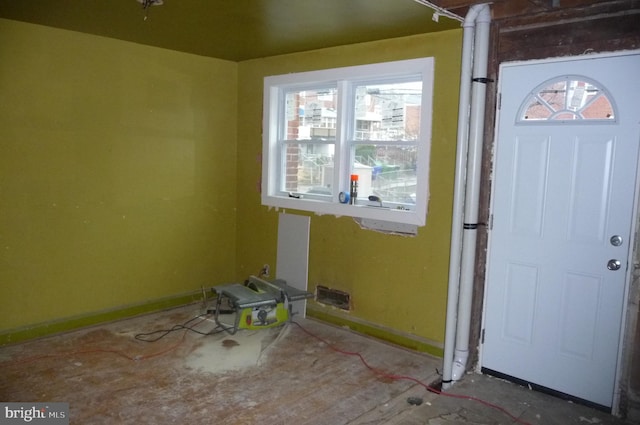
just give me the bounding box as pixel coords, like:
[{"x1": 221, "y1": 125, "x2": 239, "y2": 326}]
[
  {"x1": 610, "y1": 235, "x2": 623, "y2": 246},
  {"x1": 607, "y1": 259, "x2": 621, "y2": 271}
]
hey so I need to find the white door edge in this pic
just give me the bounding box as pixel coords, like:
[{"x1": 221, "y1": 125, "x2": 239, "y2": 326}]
[{"x1": 613, "y1": 121, "x2": 640, "y2": 416}]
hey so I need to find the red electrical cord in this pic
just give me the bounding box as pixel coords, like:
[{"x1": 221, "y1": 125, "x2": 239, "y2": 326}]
[{"x1": 291, "y1": 320, "x2": 533, "y2": 425}]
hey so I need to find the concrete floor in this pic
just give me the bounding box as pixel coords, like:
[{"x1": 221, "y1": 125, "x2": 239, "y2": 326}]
[{"x1": 0, "y1": 304, "x2": 634, "y2": 424}]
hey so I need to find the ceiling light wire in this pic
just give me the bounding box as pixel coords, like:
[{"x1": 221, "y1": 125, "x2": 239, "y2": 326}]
[
  {"x1": 413, "y1": 0, "x2": 465, "y2": 23},
  {"x1": 137, "y1": 0, "x2": 164, "y2": 21}
]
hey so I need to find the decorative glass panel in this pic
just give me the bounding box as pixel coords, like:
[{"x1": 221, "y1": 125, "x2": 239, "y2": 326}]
[{"x1": 519, "y1": 77, "x2": 615, "y2": 123}]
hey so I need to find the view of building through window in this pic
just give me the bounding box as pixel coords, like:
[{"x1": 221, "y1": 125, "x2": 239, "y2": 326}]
[
  {"x1": 283, "y1": 81, "x2": 422, "y2": 205},
  {"x1": 283, "y1": 87, "x2": 337, "y2": 195}
]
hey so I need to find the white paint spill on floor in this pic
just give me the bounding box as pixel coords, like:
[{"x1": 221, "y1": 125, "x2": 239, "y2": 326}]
[{"x1": 184, "y1": 325, "x2": 285, "y2": 374}]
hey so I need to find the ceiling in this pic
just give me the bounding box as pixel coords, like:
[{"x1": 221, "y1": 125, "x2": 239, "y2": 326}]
[
  {"x1": 0, "y1": 1, "x2": 630, "y2": 61},
  {"x1": 0, "y1": 0, "x2": 464, "y2": 62}
]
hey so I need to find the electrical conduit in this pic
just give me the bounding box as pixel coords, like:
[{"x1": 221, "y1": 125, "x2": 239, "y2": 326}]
[{"x1": 442, "y1": 3, "x2": 491, "y2": 388}]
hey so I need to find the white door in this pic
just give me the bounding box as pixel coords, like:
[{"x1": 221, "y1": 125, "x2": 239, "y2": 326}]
[{"x1": 482, "y1": 53, "x2": 640, "y2": 408}]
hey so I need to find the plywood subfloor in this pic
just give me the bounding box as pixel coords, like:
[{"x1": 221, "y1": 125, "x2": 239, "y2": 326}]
[{"x1": 0, "y1": 305, "x2": 441, "y2": 424}]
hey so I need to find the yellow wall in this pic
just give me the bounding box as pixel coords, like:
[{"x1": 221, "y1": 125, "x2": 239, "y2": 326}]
[
  {"x1": 237, "y1": 30, "x2": 462, "y2": 348},
  {"x1": 0, "y1": 19, "x2": 238, "y2": 332},
  {"x1": 0, "y1": 17, "x2": 462, "y2": 351}
]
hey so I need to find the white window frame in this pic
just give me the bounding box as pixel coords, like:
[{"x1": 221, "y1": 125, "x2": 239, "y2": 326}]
[{"x1": 261, "y1": 57, "x2": 434, "y2": 226}]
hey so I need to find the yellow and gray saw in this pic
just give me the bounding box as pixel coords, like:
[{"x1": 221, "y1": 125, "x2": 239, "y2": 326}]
[{"x1": 212, "y1": 276, "x2": 312, "y2": 334}]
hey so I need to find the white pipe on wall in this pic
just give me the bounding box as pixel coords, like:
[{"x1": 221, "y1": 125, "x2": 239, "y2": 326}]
[
  {"x1": 443, "y1": 3, "x2": 491, "y2": 387},
  {"x1": 441, "y1": 8, "x2": 477, "y2": 390}
]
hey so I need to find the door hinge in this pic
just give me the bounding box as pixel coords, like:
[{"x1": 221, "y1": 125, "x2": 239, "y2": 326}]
[
  {"x1": 497, "y1": 93, "x2": 501, "y2": 110},
  {"x1": 489, "y1": 213, "x2": 494, "y2": 230},
  {"x1": 481, "y1": 328, "x2": 486, "y2": 344}
]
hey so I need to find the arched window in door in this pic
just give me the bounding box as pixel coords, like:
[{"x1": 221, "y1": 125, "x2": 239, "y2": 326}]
[{"x1": 517, "y1": 75, "x2": 616, "y2": 123}]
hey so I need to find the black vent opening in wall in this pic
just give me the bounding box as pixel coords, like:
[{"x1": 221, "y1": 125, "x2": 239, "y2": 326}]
[{"x1": 316, "y1": 286, "x2": 351, "y2": 311}]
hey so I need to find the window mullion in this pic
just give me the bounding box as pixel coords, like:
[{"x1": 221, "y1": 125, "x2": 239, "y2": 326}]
[{"x1": 334, "y1": 80, "x2": 352, "y2": 202}]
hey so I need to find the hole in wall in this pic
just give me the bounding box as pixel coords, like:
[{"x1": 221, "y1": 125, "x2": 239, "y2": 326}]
[{"x1": 316, "y1": 286, "x2": 351, "y2": 311}]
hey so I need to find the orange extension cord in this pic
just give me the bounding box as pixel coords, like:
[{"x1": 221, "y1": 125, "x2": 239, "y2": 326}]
[{"x1": 291, "y1": 320, "x2": 533, "y2": 425}]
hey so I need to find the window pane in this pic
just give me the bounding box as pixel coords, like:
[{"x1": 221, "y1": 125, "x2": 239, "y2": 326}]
[
  {"x1": 521, "y1": 78, "x2": 615, "y2": 122},
  {"x1": 285, "y1": 88, "x2": 338, "y2": 141},
  {"x1": 354, "y1": 145, "x2": 417, "y2": 205},
  {"x1": 354, "y1": 81, "x2": 422, "y2": 141},
  {"x1": 282, "y1": 142, "x2": 334, "y2": 195},
  {"x1": 581, "y1": 92, "x2": 614, "y2": 119}
]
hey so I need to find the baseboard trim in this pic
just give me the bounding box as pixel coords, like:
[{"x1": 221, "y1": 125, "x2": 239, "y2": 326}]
[
  {"x1": 306, "y1": 304, "x2": 444, "y2": 358},
  {"x1": 3, "y1": 294, "x2": 446, "y2": 357},
  {"x1": 0, "y1": 291, "x2": 205, "y2": 346}
]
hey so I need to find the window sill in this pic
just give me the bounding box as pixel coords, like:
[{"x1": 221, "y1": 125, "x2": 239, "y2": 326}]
[{"x1": 262, "y1": 194, "x2": 426, "y2": 227}]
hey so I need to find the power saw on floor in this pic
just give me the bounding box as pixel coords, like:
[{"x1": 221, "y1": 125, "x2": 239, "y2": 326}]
[{"x1": 211, "y1": 275, "x2": 313, "y2": 334}]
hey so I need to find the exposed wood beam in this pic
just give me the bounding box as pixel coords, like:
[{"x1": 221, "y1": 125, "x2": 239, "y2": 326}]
[
  {"x1": 527, "y1": 0, "x2": 555, "y2": 8},
  {"x1": 432, "y1": 0, "x2": 637, "y2": 21},
  {"x1": 495, "y1": 0, "x2": 640, "y2": 26},
  {"x1": 492, "y1": 0, "x2": 551, "y2": 19},
  {"x1": 431, "y1": 0, "x2": 504, "y2": 9}
]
